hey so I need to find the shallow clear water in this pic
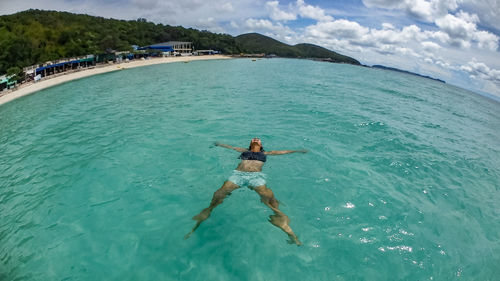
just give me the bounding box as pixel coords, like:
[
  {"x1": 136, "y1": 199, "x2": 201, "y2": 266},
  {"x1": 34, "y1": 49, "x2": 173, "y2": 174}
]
[{"x1": 1, "y1": 58, "x2": 499, "y2": 280}]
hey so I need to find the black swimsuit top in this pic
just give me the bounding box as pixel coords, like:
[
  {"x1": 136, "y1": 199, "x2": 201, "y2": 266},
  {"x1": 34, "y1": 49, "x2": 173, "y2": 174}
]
[{"x1": 239, "y1": 151, "x2": 267, "y2": 162}]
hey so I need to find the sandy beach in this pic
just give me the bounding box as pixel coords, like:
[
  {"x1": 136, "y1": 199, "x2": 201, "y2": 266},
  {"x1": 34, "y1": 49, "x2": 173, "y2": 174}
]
[{"x1": 0, "y1": 55, "x2": 231, "y2": 106}]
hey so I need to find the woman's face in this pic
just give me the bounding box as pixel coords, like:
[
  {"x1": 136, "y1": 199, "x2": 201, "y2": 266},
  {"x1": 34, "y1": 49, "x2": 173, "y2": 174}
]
[{"x1": 250, "y1": 138, "x2": 262, "y2": 148}]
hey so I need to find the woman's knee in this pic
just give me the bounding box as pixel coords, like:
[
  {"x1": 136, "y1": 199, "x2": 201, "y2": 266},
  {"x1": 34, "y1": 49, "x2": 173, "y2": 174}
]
[
  {"x1": 256, "y1": 187, "x2": 279, "y2": 207},
  {"x1": 262, "y1": 187, "x2": 275, "y2": 199},
  {"x1": 215, "y1": 186, "x2": 233, "y2": 198},
  {"x1": 211, "y1": 188, "x2": 228, "y2": 204},
  {"x1": 254, "y1": 185, "x2": 270, "y2": 194}
]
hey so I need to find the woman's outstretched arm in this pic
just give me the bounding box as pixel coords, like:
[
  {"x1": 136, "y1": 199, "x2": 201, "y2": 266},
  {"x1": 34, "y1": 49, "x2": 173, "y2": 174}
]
[
  {"x1": 214, "y1": 142, "x2": 247, "y2": 152},
  {"x1": 264, "y1": 149, "x2": 308, "y2": 155}
]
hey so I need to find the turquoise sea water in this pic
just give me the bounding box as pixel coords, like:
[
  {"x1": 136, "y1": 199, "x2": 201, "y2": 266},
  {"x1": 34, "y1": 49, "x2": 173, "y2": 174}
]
[{"x1": 1, "y1": 58, "x2": 499, "y2": 280}]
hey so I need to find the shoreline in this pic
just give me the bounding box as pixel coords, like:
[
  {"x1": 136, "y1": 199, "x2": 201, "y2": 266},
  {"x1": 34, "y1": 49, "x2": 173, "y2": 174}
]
[{"x1": 0, "y1": 55, "x2": 231, "y2": 107}]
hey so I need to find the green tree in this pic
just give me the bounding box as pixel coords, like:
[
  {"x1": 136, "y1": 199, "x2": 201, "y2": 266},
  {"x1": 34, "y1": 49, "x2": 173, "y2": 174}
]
[{"x1": 7, "y1": 66, "x2": 22, "y2": 82}]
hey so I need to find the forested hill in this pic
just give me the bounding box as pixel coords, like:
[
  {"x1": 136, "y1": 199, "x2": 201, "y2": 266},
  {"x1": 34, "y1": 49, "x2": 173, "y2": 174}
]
[
  {"x1": 236, "y1": 33, "x2": 360, "y2": 65},
  {"x1": 0, "y1": 9, "x2": 239, "y2": 75},
  {"x1": 0, "y1": 9, "x2": 360, "y2": 75}
]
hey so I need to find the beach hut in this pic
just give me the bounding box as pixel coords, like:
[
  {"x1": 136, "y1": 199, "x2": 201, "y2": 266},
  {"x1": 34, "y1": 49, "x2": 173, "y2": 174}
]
[
  {"x1": 0, "y1": 76, "x2": 8, "y2": 91},
  {"x1": 35, "y1": 56, "x2": 96, "y2": 78},
  {"x1": 95, "y1": 53, "x2": 116, "y2": 63},
  {"x1": 78, "y1": 56, "x2": 95, "y2": 68},
  {"x1": 7, "y1": 79, "x2": 17, "y2": 89},
  {"x1": 1, "y1": 74, "x2": 18, "y2": 89}
]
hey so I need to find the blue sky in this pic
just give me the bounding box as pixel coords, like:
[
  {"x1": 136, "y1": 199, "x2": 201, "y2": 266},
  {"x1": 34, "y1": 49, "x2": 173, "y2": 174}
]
[{"x1": 1, "y1": 0, "x2": 500, "y2": 97}]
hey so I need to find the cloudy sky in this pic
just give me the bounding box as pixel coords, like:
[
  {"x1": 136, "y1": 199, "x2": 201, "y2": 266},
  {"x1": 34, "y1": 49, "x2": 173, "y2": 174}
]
[{"x1": 1, "y1": 0, "x2": 500, "y2": 98}]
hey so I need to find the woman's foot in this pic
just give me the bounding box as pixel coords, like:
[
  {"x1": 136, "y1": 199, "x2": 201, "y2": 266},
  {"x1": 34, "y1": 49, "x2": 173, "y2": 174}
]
[
  {"x1": 268, "y1": 214, "x2": 302, "y2": 246},
  {"x1": 287, "y1": 234, "x2": 302, "y2": 246},
  {"x1": 184, "y1": 208, "x2": 212, "y2": 239}
]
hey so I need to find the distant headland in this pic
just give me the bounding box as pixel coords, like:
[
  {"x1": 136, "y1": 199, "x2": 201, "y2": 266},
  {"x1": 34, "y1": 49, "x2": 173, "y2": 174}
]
[{"x1": 371, "y1": 65, "x2": 446, "y2": 83}]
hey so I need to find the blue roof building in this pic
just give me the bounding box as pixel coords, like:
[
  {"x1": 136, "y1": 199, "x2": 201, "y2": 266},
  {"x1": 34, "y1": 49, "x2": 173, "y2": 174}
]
[{"x1": 138, "y1": 41, "x2": 192, "y2": 53}]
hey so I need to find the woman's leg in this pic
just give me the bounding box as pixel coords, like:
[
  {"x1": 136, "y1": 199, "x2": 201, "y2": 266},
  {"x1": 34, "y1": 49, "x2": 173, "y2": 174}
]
[
  {"x1": 185, "y1": 181, "x2": 240, "y2": 239},
  {"x1": 253, "y1": 185, "x2": 302, "y2": 245}
]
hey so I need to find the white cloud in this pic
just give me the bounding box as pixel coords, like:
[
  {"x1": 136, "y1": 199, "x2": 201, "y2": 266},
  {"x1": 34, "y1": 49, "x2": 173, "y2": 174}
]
[
  {"x1": 461, "y1": 0, "x2": 500, "y2": 30},
  {"x1": 230, "y1": 21, "x2": 239, "y2": 29},
  {"x1": 406, "y1": 0, "x2": 435, "y2": 20},
  {"x1": 196, "y1": 17, "x2": 226, "y2": 33},
  {"x1": 265, "y1": 1, "x2": 297, "y2": 21},
  {"x1": 296, "y1": 0, "x2": 333, "y2": 21},
  {"x1": 244, "y1": 18, "x2": 295, "y2": 41},
  {"x1": 362, "y1": 0, "x2": 403, "y2": 9},
  {"x1": 382, "y1": 23, "x2": 395, "y2": 30},
  {"x1": 369, "y1": 28, "x2": 406, "y2": 45},
  {"x1": 475, "y1": 31, "x2": 499, "y2": 50},
  {"x1": 435, "y1": 11, "x2": 499, "y2": 50},
  {"x1": 265, "y1": 0, "x2": 334, "y2": 22},
  {"x1": 306, "y1": 19, "x2": 369, "y2": 39},
  {"x1": 461, "y1": 60, "x2": 500, "y2": 85},
  {"x1": 245, "y1": 18, "x2": 276, "y2": 30},
  {"x1": 400, "y1": 25, "x2": 428, "y2": 41},
  {"x1": 435, "y1": 12, "x2": 476, "y2": 39},
  {"x1": 426, "y1": 30, "x2": 450, "y2": 44},
  {"x1": 130, "y1": 0, "x2": 159, "y2": 10},
  {"x1": 217, "y1": 2, "x2": 234, "y2": 13},
  {"x1": 422, "y1": 41, "x2": 441, "y2": 50},
  {"x1": 376, "y1": 45, "x2": 418, "y2": 56},
  {"x1": 306, "y1": 20, "x2": 430, "y2": 50},
  {"x1": 362, "y1": 0, "x2": 461, "y2": 22},
  {"x1": 361, "y1": 0, "x2": 499, "y2": 51}
]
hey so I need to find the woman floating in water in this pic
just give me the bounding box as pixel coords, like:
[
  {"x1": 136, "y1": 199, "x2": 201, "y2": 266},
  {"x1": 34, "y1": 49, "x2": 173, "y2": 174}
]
[{"x1": 185, "y1": 138, "x2": 307, "y2": 245}]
